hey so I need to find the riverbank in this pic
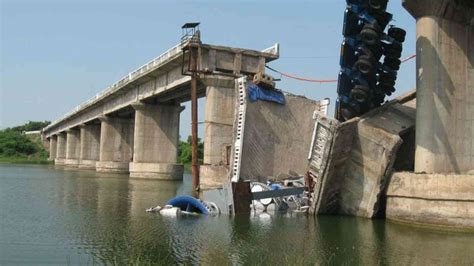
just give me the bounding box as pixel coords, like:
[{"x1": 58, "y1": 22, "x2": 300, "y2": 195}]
[
  {"x1": 0, "y1": 121, "x2": 51, "y2": 165},
  {"x1": 0, "y1": 155, "x2": 51, "y2": 165}
]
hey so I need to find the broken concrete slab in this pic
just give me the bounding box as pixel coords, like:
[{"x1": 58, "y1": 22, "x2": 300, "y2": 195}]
[
  {"x1": 230, "y1": 77, "x2": 326, "y2": 183},
  {"x1": 309, "y1": 91, "x2": 417, "y2": 218}
]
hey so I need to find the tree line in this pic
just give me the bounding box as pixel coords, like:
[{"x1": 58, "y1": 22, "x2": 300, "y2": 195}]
[
  {"x1": 0, "y1": 121, "x2": 50, "y2": 160},
  {"x1": 1, "y1": 120, "x2": 203, "y2": 165}
]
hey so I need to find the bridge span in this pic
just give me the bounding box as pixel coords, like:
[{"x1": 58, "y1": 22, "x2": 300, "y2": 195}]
[{"x1": 42, "y1": 38, "x2": 279, "y2": 186}]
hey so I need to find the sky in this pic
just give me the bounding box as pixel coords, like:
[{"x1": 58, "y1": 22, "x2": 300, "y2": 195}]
[{"x1": 0, "y1": 0, "x2": 416, "y2": 138}]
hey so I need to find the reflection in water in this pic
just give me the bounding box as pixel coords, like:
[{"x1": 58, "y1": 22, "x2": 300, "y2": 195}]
[{"x1": 1, "y1": 164, "x2": 473, "y2": 264}]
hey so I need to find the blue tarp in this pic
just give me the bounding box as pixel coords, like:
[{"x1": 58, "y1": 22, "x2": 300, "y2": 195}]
[{"x1": 247, "y1": 84, "x2": 285, "y2": 105}]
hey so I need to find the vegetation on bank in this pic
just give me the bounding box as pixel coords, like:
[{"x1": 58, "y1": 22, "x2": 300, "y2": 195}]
[
  {"x1": 0, "y1": 121, "x2": 51, "y2": 164},
  {"x1": 178, "y1": 136, "x2": 204, "y2": 171},
  {"x1": 0, "y1": 120, "x2": 204, "y2": 167}
]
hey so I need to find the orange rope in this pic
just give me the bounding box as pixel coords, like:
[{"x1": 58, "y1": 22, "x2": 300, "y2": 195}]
[
  {"x1": 400, "y1": 54, "x2": 416, "y2": 63},
  {"x1": 266, "y1": 66, "x2": 337, "y2": 83},
  {"x1": 266, "y1": 54, "x2": 416, "y2": 83}
]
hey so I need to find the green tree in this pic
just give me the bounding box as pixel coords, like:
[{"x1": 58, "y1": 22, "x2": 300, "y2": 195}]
[
  {"x1": 0, "y1": 130, "x2": 38, "y2": 156},
  {"x1": 9, "y1": 120, "x2": 50, "y2": 132},
  {"x1": 178, "y1": 136, "x2": 203, "y2": 164}
]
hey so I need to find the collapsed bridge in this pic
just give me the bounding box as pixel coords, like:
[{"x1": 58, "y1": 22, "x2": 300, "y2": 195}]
[{"x1": 42, "y1": 36, "x2": 279, "y2": 186}]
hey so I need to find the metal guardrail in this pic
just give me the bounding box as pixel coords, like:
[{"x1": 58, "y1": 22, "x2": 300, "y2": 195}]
[{"x1": 43, "y1": 40, "x2": 188, "y2": 132}]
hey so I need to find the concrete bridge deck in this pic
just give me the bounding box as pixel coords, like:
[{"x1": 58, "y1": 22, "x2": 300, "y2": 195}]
[
  {"x1": 42, "y1": 39, "x2": 279, "y2": 183},
  {"x1": 43, "y1": 41, "x2": 278, "y2": 137}
]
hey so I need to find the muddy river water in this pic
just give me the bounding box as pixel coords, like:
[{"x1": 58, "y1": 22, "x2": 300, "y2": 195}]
[{"x1": 1, "y1": 164, "x2": 473, "y2": 265}]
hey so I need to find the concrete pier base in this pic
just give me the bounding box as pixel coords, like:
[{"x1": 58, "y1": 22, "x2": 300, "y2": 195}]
[
  {"x1": 79, "y1": 123, "x2": 100, "y2": 169},
  {"x1": 97, "y1": 116, "x2": 134, "y2": 173},
  {"x1": 386, "y1": 172, "x2": 474, "y2": 229},
  {"x1": 96, "y1": 161, "x2": 130, "y2": 173},
  {"x1": 130, "y1": 102, "x2": 183, "y2": 180},
  {"x1": 129, "y1": 163, "x2": 183, "y2": 179},
  {"x1": 79, "y1": 159, "x2": 98, "y2": 169},
  {"x1": 403, "y1": 0, "x2": 474, "y2": 174},
  {"x1": 48, "y1": 136, "x2": 57, "y2": 161},
  {"x1": 200, "y1": 76, "x2": 236, "y2": 189},
  {"x1": 54, "y1": 132, "x2": 67, "y2": 165}
]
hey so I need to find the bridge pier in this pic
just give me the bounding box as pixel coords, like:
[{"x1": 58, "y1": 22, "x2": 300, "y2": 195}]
[
  {"x1": 48, "y1": 135, "x2": 57, "y2": 161},
  {"x1": 129, "y1": 102, "x2": 184, "y2": 179},
  {"x1": 79, "y1": 123, "x2": 101, "y2": 169},
  {"x1": 403, "y1": 0, "x2": 474, "y2": 174},
  {"x1": 65, "y1": 128, "x2": 81, "y2": 167},
  {"x1": 96, "y1": 116, "x2": 134, "y2": 173},
  {"x1": 55, "y1": 132, "x2": 67, "y2": 165},
  {"x1": 200, "y1": 76, "x2": 236, "y2": 189}
]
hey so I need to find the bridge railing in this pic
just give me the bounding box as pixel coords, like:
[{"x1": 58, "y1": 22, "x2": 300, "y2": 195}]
[{"x1": 44, "y1": 40, "x2": 187, "y2": 132}]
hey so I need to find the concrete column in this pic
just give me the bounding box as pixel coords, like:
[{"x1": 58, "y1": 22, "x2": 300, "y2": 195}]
[
  {"x1": 96, "y1": 116, "x2": 134, "y2": 173},
  {"x1": 48, "y1": 136, "x2": 57, "y2": 161},
  {"x1": 79, "y1": 123, "x2": 101, "y2": 169},
  {"x1": 200, "y1": 76, "x2": 236, "y2": 188},
  {"x1": 55, "y1": 132, "x2": 67, "y2": 165},
  {"x1": 129, "y1": 102, "x2": 184, "y2": 179},
  {"x1": 65, "y1": 128, "x2": 81, "y2": 167},
  {"x1": 403, "y1": 0, "x2": 474, "y2": 174}
]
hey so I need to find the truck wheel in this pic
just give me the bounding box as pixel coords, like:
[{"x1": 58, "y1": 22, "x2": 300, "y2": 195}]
[
  {"x1": 379, "y1": 71, "x2": 397, "y2": 81},
  {"x1": 360, "y1": 24, "x2": 380, "y2": 46},
  {"x1": 372, "y1": 91, "x2": 386, "y2": 105},
  {"x1": 372, "y1": 11, "x2": 392, "y2": 29},
  {"x1": 384, "y1": 57, "x2": 401, "y2": 70},
  {"x1": 379, "y1": 76, "x2": 396, "y2": 87},
  {"x1": 366, "y1": 43, "x2": 383, "y2": 60},
  {"x1": 369, "y1": 0, "x2": 388, "y2": 10},
  {"x1": 380, "y1": 85, "x2": 395, "y2": 96},
  {"x1": 388, "y1": 27, "x2": 406, "y2": 43},
  {"x1": 350, "y1": 85, "x2": 370, "y2": 103},
  {"x1": 342, "y1": 106, "x2": 357, "y2": 120},
  {"x1": 384, "y1": 48, "x2": 402, "y2": 59},
  {"x1": 355, "y1": 55, "x2": 374, "y2": 75}
]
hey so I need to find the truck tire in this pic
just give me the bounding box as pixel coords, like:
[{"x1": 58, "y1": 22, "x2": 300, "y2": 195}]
[
  {"x1": 350, "y1": 85, "x2": 370, "y2": 103},
  {"x1": 379, "y1": 84, "x2": 395, "y2": 96},
  {"x1": 379, "y1": 76, "x2": 396, "y2": 87},
  {"x1": 384, "y1": 57, "x2": 401, "y2": 70},
  {"x1": 384, "y1": 48, "x2": 402, "y2": 59},
  {"x1": 388, "y1": 27, "x2": 406, "y2": 43},
  {"x1": 369, "y1": 0, "x2": 388, "y2": 11},
  {"x1": 384, "y1": 41, "x2": 403, "y2": 52},
  {"x1": 379, "y1": 71, "x2": 397, "y2": 81},
  {"x1": 372, "y1": 91, "x2": 386, "y2": 105},
  {"x1": 341, "y1": 106, "x2": 358, "y2": 121},
  {"x1": 360, "y1": 24, "x2": 380, "y2": 46},
  {"x1": 371, "y1": 11, "x2": 392, "y2": 29},
  {"x1": 355, "y1": 55, "x2": 374, "y2": 75}
]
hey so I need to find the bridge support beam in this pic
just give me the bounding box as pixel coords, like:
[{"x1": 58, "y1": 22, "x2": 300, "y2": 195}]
[
  {"x1": 403, "y1": 0, "x2": 474, "y2": 174},
  {"x1": 96, "y1": 116, "x2": 134, "y2": 173},
  {"x1": 48, "y1": 135, "x2": 57, "y2": 161},
  {"x1": 79, "y1": 123, "x2": 101, "y2": 169},
  {"x1": 55, "y1": 132, "x2": 67, "y2": 165},
  {"x1": 129, "y1": 102, "x2": 184, "y2": 179},
  {"x1": 65, "y1": 128, "x2": 81, "y2": 167},
  {"x1": 200, "y1": 76, "x2": 236, "y2": 189}
]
